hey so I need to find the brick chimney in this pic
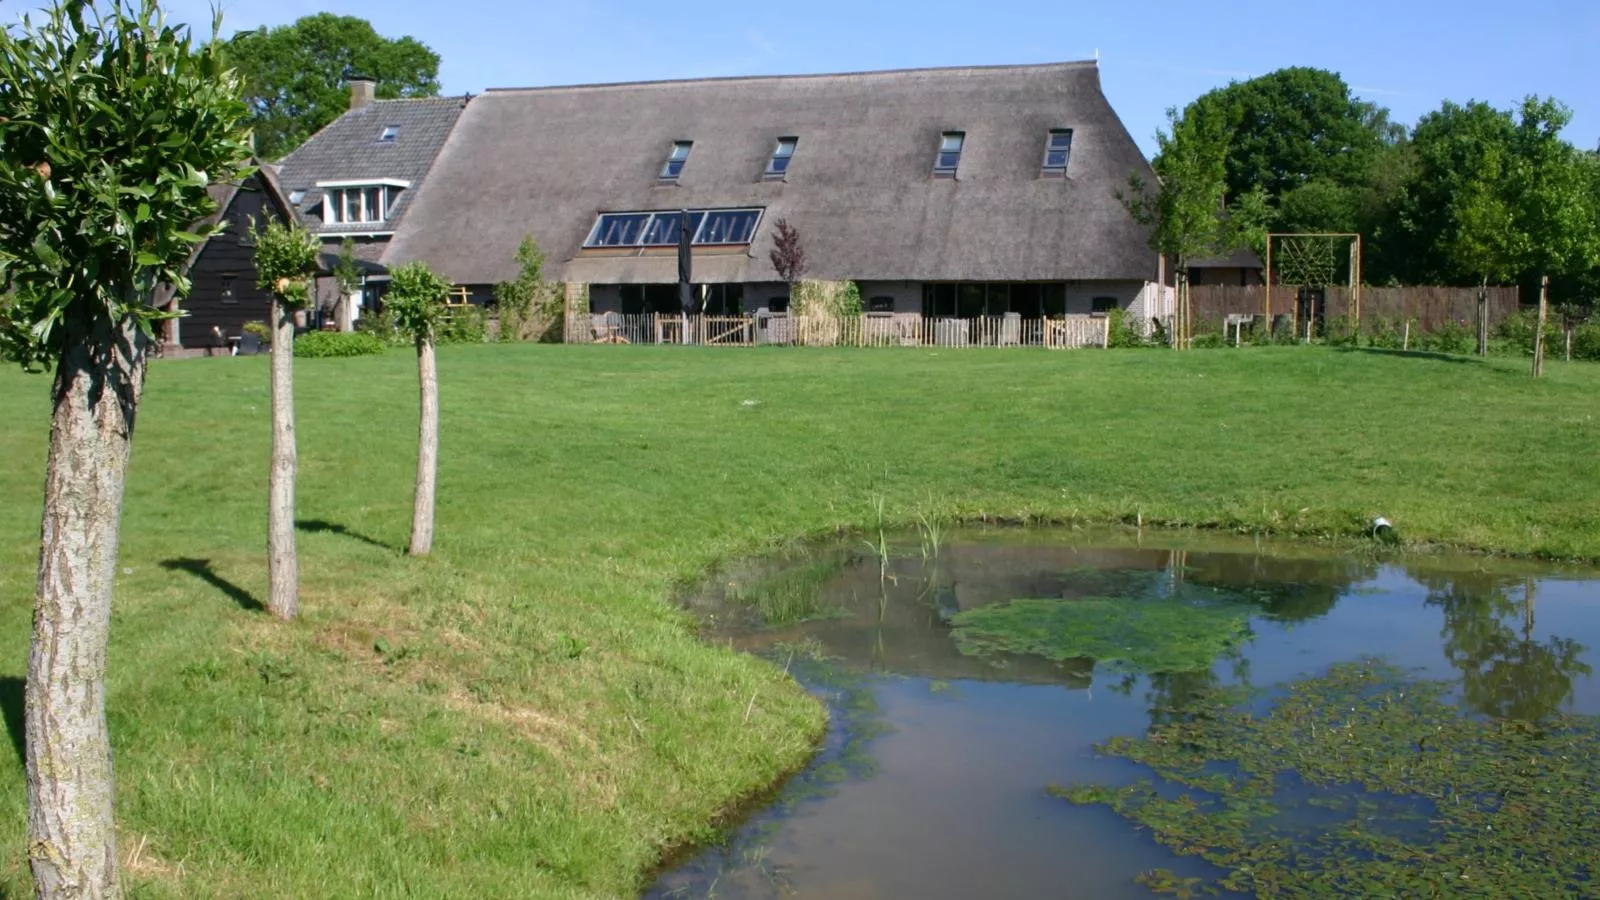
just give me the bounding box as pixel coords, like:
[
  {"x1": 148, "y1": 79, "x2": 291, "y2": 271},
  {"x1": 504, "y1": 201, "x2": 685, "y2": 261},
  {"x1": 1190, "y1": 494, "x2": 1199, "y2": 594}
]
[{"x1": 349, "y1": 76, "x2": 376, "y2": 111}]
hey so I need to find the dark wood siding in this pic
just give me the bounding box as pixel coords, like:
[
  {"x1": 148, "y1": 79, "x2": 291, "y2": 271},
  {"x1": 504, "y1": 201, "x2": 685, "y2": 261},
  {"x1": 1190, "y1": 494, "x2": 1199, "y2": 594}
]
[{"x1": 176, "y1": 174, "x2": 282, "y2": 348}]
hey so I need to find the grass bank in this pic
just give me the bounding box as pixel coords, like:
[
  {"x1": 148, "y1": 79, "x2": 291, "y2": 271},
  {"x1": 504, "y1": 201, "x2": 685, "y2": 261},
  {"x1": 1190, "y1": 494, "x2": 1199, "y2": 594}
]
[{"x1": 0, "y1": 345, "x2": 1596, "y2": 897}]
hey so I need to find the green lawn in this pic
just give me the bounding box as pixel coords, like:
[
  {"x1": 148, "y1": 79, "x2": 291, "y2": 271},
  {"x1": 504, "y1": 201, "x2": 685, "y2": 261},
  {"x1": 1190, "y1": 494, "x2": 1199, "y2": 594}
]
[{"x1": 0, "y1": 344, "x2": 1596, "y2": 898}]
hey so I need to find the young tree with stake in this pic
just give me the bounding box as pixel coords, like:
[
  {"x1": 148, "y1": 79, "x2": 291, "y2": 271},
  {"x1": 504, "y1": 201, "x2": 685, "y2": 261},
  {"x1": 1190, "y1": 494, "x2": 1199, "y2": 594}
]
[
  {"x1": 385, "y1": 261, "x2": 452, "y2": 556},
  {"x1": 0, "y1": 2, "x2": 251, "y2": 896},
  {"x1": 252, "y1": 218, "x2": 319, "y2": 618}
]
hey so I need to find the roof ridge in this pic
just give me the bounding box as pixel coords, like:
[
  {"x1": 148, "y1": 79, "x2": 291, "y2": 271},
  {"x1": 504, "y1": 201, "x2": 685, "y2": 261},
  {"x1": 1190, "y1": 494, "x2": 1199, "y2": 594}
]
[{"x1": 483, "y1": 60, "x2": 1098, "y2": 96}]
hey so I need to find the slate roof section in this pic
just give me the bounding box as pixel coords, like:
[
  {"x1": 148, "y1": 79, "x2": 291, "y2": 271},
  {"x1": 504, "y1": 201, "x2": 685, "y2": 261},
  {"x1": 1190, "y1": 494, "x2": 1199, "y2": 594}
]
[
  {"x1": 385, "y1": 62, "x2": 1160, "y2": 285},
  {"x1": 275, "y1": 96, "x2": 468, "y2": 238}
]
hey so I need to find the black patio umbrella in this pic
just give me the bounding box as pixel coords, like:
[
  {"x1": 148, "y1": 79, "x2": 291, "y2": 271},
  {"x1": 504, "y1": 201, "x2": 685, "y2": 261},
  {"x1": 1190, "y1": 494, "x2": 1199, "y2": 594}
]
[{"x1": 679, "y1": 209, "x2": 700, "y2": 312}]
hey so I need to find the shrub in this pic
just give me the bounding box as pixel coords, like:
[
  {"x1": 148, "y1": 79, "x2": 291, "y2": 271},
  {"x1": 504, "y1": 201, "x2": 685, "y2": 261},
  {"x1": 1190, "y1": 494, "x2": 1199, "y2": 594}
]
[
  {"x1": 438, "y1": 305, "x2": 488, "y2": 344},
  {"x1": 1570, "y1": 323, "x2": 1600, "y2": 361},
  {"x1": 242, "y1": 320, "x2": 273, "y2": 345},
  {"x1": 1497, "y1": 309, "x2": 1562, "y2": 356},
  {"x1": 1364, "y1": 318, "x2": 1405, "y2": 350},
  {"x1": 354, "y1": 310, "x2": 406, "y2": 346},
  {"x1": 294, "y1": 331, "x2": 388, "y2": 358},
  {"x1": 1106, "y1": 308, "x2": 1152, "y2": 348},
  {"x1": 1190, "y1": 331, "x2": 1226, "y2": 349},
  {"x1": 1417, "y1": 320, "x2": 1473, "y2": 355},
  {"x1": 1323, "y1": 316, "x2": 1359, "y2": 347}
]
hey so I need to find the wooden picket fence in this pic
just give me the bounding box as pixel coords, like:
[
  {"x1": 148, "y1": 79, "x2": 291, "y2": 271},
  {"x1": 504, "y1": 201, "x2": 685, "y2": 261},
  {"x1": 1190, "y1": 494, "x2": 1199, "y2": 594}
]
[{"x1": 582, "y1": 313, "x2": 1112, "y2": 349}]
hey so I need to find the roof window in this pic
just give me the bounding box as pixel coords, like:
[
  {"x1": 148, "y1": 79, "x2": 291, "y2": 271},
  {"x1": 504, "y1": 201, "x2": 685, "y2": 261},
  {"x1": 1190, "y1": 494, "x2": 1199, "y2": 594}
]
[
  {"x1": 934, "y1": 132, "x2": 964, "y2": 178},
  {"x1": 660, "y1": 141, "x2": 693, "y2": 182},
  {"x1": 764, "y1": 137, "x2": 797, "y2": 180},
  {"x1": 1042, "y1": 129, "x2": 1073, "y2": 176},
  {"x1": 585, "y1": 208, "x2": 763, "y2": 249},
  {"x1": 378, "y1": 124, "x2": 400, "y2": 143}
]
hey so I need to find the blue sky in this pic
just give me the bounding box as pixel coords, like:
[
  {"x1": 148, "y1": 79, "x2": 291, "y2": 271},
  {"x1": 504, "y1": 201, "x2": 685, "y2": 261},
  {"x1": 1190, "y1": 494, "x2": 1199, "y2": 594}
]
[{"x1": 154, "y1": 0, "x2": 1598, "y2": 155}]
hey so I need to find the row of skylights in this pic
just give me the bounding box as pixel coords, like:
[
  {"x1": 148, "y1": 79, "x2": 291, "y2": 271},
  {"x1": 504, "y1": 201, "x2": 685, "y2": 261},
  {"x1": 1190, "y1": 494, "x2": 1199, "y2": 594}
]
[
  {"x1": 584, "y1": 208, "x2": 764, "y2": 248},
  {"x1": 653, "y1": 129, "x2": 1073, "y2": 182}
]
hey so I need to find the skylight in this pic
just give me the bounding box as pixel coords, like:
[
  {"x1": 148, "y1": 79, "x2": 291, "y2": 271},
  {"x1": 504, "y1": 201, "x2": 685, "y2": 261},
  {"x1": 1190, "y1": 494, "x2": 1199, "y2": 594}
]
[
  {"x1": 934, "y1": 132, "x2": 964, "y2": 177},
  {"x1": 660, "y1": 141, "x2": 693, "y2": 181},
  {"x1": 585, "y1": 208, "x2": 763, "y2": 249},
  {"x1": 1042, "y1": 129, "x2": 1073, "y2": 176},
  {"x1": 378, "y1": 125, "x2": 400, "y2": 143},
  {"x1": 764, "y1": 137, "x2": 797, "y2": 180}
]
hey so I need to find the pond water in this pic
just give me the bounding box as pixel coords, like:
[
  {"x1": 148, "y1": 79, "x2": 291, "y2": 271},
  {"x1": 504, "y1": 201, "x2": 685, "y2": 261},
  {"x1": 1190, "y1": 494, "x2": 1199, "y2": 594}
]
[{"x1": 646, "y1": 529, "x2": 1600, "y2": 899}]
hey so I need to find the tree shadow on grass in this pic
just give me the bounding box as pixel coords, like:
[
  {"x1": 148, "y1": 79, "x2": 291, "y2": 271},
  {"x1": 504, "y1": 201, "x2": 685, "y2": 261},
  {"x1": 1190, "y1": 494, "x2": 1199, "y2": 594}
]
[
  {"x1": 297, "y1": 518, "x2": 399, "y2": 553},
  {"x1": 0, "y1": 677, "x2": 23, "y2": 768},
  {"x1": 1335, "y1": 346, "x2": 1486, "y2": 366},
  {"x1": 159, "y1": 558, "x2": 263, "y2": 612}
]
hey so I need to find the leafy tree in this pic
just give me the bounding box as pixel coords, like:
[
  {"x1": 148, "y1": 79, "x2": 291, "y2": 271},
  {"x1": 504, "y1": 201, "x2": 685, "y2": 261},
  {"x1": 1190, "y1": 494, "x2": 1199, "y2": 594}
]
[
  {"x1": 1124, "y1": 105, "x2": 1267, "y2": 348},
  {"x1": 768, "y1": 217, "x2": 807, "y2": 288},
  {"x1": 1188, "y1": 68, "x2": 1392, "y2": 212},
  {"x1": 224, "y1": 13, "x2": 440, "y2": 159},
  {"x1": 385, "y1": 261, "x2": 452, "y2": 556},
  {"x1": 0, "y1": 1, "x2": 251, "y2": 895},
  {"x1": 492, "y1": 235, "x2": 546, "y2": 341},
  {"x1": 1503, "y1": 98, "x2": 1600, "y2": 376},
  {"x1": 333, "y1": 236, "x2": 362, "y2": 329},
  {"x1": 1394, "y1": 101, "x2": 1520, "y2": 286},
  {"x1": 252, "y1": 218, "x2": 319, "y2": 618}
]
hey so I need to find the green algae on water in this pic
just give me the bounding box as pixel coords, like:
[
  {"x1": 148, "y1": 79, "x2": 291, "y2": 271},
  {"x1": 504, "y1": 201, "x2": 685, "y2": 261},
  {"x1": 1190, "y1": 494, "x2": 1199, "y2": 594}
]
[
  {"x1": 1053, "y1": 661, "x2": 1600, "y2": 897},
  {"x1": 950, "y1": 592, "x2": 1254, "y2": 674}
]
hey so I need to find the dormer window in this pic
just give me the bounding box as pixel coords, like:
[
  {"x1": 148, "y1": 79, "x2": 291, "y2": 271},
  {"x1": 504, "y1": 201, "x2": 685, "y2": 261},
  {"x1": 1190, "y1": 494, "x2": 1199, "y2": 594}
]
[
  {"x1": 315, "y1": 178, "x2": 411, "y2": 227},
  {"x1": 764, "y1": 137, "x2": 797, "y2": 180},
  {"x1": 1042, "y1": 129, "x2": 1073, "y2": 176},
  {"x1": 660, "y1": 141, "x2": 693, "y2": 182},
  {"x1": 378, "y1": 125, "x2": 400, "y2": 143},
  {"x1": 934, "y1": 132, "x2": 964, "y2": 178}
]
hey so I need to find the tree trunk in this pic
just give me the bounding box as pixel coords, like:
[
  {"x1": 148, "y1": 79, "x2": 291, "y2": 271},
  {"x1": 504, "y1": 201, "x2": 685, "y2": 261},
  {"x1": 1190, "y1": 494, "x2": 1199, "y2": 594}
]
[
  {"x1": 1477, "y1": 279, "x2": 1489, "y2": 357},
  {"x1": 28, "y1": 317, "x2": 148, "y2": 900},
  {"x1": 409, "y1": 335, "x2": 439, "y2": 557},
  {"x1": 267, "y1": 299, "x2": 298, "y2": 619},
  {"x1": 1532, "y1": 274, "x2": 1549, "y2": 378}
]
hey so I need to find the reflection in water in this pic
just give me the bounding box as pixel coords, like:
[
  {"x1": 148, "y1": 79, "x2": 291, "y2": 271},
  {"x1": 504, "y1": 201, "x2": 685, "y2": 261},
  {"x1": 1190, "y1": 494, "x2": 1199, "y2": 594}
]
[
  {"x1": 656, "y1": 531, "x2": 1600, "y2": 900},
  {"x1": 1419, "y1": 569, "x2": 1593, "y2": 720}
]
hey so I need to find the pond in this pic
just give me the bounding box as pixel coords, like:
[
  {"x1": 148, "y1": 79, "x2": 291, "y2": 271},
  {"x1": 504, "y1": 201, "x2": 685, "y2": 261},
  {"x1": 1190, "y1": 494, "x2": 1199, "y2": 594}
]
[{"x1": 647, "y1": 529, "x2": 1600, "y2": 899}]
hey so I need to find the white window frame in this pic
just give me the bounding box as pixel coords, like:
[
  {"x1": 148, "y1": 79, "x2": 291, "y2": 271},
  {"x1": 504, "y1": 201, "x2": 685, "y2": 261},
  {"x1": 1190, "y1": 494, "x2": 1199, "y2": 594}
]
[{"x1": 316, "y1": 178, "x2": 411, "y2": 226}]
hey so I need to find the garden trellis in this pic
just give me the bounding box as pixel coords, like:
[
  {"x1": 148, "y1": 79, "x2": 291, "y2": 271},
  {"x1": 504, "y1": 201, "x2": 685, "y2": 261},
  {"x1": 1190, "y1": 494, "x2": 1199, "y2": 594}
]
[{"x1": 1265, "y1": 233, "x2": 1363, "y2": 337}]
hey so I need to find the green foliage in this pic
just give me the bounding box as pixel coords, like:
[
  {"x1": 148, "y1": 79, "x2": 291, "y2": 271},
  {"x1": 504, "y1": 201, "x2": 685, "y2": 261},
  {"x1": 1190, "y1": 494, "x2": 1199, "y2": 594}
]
[
  {"x1": 1123, "y1": 105, "x2": 1233, "y2": 267},
  {"x1": 242, "y1": 320, "x2": 273, "y2": 345},
  {"x1": 1055, "y1": 661, "x2": 1600, "y2": 897},
  {"x1": 953, "y1": 593, "x2": 1254, "y2": 674},
  {"x1": 1188, "y1": 68, "x2": 1392, "y2": 209},
  {"x1": 293, "y1": 330, "x2": 386, "y2": 358},
  {"x1": 1497, "y1": 308, "x2": 1564, "y2": 356},
  {"x1": 384, "y1": 260, "x2": 451, "y2": 343},
  {"x1": 1105, "y1": 308, "x2": 1151, "y2": 348},
  {"x1": 332, "y1": 238, "x2": 361, "y2": 296},
  {"x1": 0, "y1": 0, "x2": 253, "y2": 370},
  {"x1": 223, "y1": 14, "x2": 440, "y2": 159},
  {"x1": 1188, "y1": 331, "x2": 1226, "y2": 349},
  {"x1": 1362, "y1": 317, "x2": 1407, "y2": 350},
  {"x1": 1415, "y1": 319, "x2": 1474, "y2": 355},
  {"x1": 251, "y1": 218, "x2": 319, "y2": 307},
  {"x1": 353, "y1": 308, "x2": 405, "y2": 345},
  {"x1": 492, "y1": 236, "x2": 560, "y2": 342},
  {"x1": 437, "y1": 305, "x2": 487, "y2": 345}
]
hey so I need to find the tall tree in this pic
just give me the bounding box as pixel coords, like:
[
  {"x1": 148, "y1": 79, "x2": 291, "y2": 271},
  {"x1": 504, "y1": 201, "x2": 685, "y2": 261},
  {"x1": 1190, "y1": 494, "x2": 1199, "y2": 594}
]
[
  {"x1": 1188, "y1": 67, "x2": 1391, "y2": 212},
  {"x1": 0, "y1": 2, "x2": 251, "y2": 896},
  {"x1": 385, "y1": 261, "x2": 452, "y2": 557},
  {"x1": 1503, "y1": 98, "x2": 1600, "y2": 377},
  {"x1": 1394, "y1": 101, "x2": 1520, "y2": 286},
  {"x1": 1124, "y1": 105, "x2": 1266, "y2": 348},
  {"x1": 252, "y1": 219, "x2": 319, "y2": 617},
  {"x1": 224, "y1": 14, "x2": 440, "y2": 159}
]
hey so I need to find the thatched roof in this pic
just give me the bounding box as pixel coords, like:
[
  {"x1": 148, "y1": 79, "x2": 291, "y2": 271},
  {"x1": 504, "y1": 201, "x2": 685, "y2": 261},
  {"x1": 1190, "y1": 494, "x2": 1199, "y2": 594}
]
[
  {"x1": 276, "y1": 97, "x2": 468, "y2": 237},
  {"x1": 385, "y1": 62, "x2": 1158, "y2": 285}
]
